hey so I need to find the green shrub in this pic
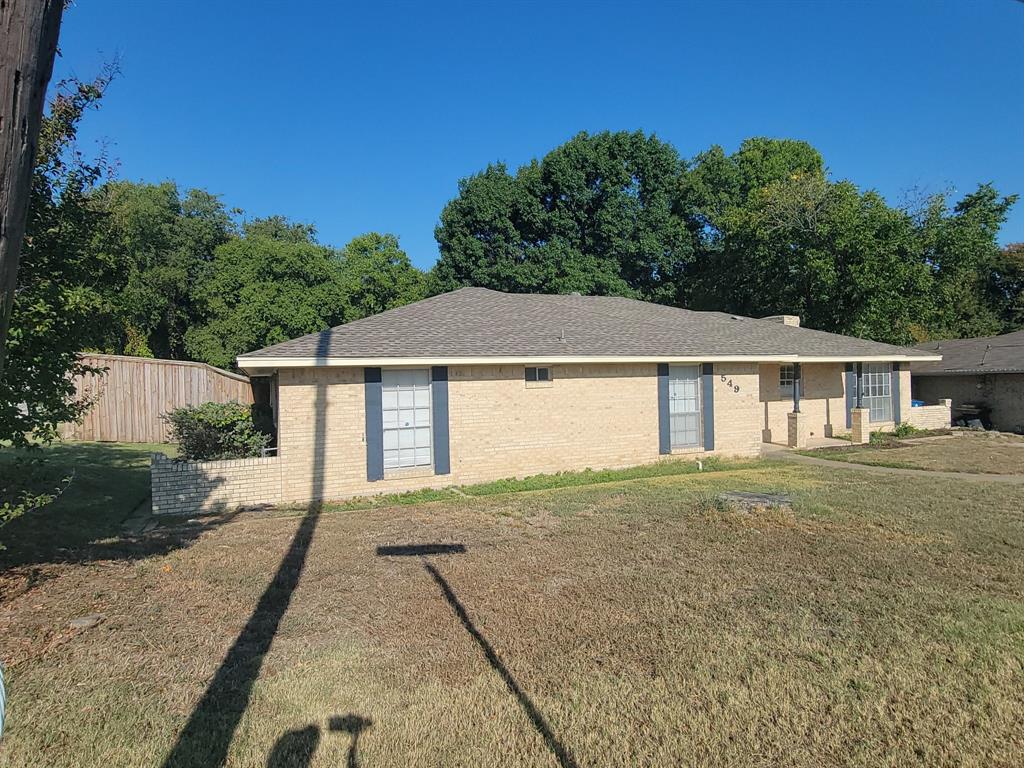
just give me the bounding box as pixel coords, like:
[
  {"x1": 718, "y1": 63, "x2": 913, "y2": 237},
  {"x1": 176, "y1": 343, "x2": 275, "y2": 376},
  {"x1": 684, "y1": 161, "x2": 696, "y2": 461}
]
[
  {"x1": 892, "y1": 422, "x2": 922, "y2": 439},
  {"x1": 163, "y1": 401, "x2": 270, "y2": 461}
]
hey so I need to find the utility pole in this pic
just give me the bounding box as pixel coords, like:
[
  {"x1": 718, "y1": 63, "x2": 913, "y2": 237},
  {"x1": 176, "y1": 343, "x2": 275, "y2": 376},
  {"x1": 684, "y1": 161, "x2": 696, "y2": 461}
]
[{"x1": 0, "y1": 0, "x2": 64, "y2": 376}]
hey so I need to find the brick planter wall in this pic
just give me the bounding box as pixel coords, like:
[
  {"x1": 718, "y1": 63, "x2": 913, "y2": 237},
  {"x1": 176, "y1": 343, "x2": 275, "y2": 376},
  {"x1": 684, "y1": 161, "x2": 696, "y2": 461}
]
[
  {"x1": 907, "y1": 400, "x2": 952, "y2": 430},
  {"x1": 151, "y1": 452, "x2": 283, "y2": 515}
]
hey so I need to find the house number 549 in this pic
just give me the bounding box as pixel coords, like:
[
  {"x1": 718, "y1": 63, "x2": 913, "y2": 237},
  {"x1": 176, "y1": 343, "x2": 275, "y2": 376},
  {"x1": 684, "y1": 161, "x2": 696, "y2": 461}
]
[{"x1": 720, "y1": 374, "x2": 740, "y2": 393}]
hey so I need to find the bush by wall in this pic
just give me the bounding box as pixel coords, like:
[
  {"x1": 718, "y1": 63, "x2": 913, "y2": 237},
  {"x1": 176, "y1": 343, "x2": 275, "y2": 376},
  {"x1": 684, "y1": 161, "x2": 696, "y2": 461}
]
[{"x1": 163, "y1": 401, "x2": 270, "y2": 461}]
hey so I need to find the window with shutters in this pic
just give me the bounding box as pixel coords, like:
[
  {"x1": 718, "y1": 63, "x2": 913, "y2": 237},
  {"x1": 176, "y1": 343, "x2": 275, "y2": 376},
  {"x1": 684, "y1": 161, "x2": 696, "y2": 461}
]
[
  {"x1": 382, "y1": 369, "x2": 432, "y2": 470},
  {"x1": 669, "y1": 365, "x2": 701, "y2": 448},
  {"x1": 862, "y1": 363, "x2": 893, "y2": 423}
]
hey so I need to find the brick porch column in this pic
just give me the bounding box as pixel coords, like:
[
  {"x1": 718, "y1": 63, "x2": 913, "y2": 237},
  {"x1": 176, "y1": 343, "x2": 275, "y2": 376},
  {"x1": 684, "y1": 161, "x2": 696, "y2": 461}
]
[
  {"x1": 851, "y1": 407, "x2": 871, "y2": 444},
  {"x1": 787, "y1": 411, "x2": 806, "y2": 448}
]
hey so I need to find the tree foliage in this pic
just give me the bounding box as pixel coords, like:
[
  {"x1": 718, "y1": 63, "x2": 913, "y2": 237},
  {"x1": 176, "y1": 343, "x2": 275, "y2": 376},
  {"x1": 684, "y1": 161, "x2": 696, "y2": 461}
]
[
  {"x1": 435, "y1": 133, "x2": 1020, "y2": 344},
  {"x1": 183, "y1": 228, "x2": 349, "y2": 370},
  {"x1": 433, "y1": 131, "x2": 692, "y2": 302},
  {"x1": 0, "y1": 72, "x2": 117, "y2": 446},
  {"x1": 88, "y1": 181, "x2": 235, "y2": 357}
]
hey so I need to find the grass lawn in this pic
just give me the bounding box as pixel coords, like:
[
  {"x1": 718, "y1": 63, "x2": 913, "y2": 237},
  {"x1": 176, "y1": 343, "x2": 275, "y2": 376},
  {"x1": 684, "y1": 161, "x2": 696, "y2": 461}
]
[
  {"x1": 797, "y1": 431, "x2": 1024, "y2": 474},
  {"x1": 0, "y1": 441, "x2": 180, "y2": 593},
  {"x1": 1, "y1": 448, "x2": 1023, "y2": 766}
]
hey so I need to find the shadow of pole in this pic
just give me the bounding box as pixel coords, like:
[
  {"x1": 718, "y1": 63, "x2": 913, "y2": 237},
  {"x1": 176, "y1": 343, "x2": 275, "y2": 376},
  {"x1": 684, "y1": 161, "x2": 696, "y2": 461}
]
[
  {"x1": 160, "y1": 506, "x2": 320, "y2": 768},
  {"x1": 163, "y1": 331, "x2": 333, "y2": 767},
  {"x1": 422, "y1": 561, "x2": 579, "y2": 768},
  {"x1": 377, "y1": 544, "x2": 577, "y2": 768}
]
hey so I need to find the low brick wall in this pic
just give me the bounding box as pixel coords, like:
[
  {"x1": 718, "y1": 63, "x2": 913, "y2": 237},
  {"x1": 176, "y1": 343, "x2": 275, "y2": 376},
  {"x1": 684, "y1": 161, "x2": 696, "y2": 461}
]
[
  {"x1": 151, "y1": 453, "x2": 283, "y2": 515},
  {"x1": 907, "y1": 399, "x2": 952, "y2": 430}
]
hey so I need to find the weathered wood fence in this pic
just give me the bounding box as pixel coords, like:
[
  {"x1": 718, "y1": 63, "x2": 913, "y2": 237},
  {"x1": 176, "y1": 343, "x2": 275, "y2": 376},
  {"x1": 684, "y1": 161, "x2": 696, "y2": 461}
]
[{"x1": 60, "y1": 354, "x2": 253, "y2": 443}]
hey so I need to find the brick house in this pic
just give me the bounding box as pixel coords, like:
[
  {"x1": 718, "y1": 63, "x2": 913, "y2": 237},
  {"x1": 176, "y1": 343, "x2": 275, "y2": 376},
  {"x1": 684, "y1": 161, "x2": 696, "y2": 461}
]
[
  {"x1": 912, "y1": 329, "x2": 1024, "y2": 432},
  {"x1": 224, "y1": 288, "x2": 941, "y2": 506}
]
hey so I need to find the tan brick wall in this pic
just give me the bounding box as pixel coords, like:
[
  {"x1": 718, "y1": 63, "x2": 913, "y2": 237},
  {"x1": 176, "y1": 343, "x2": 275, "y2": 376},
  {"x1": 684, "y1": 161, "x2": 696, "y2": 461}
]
[
  {"x1": 760, "y1": 363, "x2": 847, "y2": 443},
  {"x1": 276, "y1": 362, "x2": 764, "y2": 504},
  {"x1": 150, "y1": 452, "x2": 282, "y2": 515},
  {"x1": 709, "y1": 363, "x2": 763, "y2": 456},
  {"x1": 907, "y1": 400, "x2": 952, "y2": 430}
]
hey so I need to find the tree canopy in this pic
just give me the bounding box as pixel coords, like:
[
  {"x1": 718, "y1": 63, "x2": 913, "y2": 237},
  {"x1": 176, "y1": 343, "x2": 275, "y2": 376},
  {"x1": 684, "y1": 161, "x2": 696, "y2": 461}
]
[{"x1": 435, "y1": 132, "x2": 1019, "y2": 344}]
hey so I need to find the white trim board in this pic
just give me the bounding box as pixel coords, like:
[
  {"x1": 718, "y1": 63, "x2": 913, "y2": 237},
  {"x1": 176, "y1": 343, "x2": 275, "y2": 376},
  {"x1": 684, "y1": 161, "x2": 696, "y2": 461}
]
[{"x1": 238, "y1": 353, "x2": 941, "y2": 375}]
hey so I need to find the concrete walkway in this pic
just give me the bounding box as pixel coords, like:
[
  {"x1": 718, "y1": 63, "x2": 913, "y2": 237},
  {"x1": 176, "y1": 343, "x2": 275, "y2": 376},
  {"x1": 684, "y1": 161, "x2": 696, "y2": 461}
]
[{"x1": 769, "y1": 449, "x2": 1024, "y2": 484}]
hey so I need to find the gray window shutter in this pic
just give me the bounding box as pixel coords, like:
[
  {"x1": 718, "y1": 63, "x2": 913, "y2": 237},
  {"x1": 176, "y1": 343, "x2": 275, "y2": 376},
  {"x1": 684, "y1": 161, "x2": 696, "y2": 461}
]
[
  {"x1": 701, "y1": 363, "x2": 715, "y2": 451},
  {"x1": 657, "y1": 364, "x2": 671, "y2": 454},
  {"x1": 364, "y1": 367, "x2": 383, "y2": 481},
  {"x1": 891, "y1": 363, "x2": 902, "y2": 424},
  {"x1": 431, "y1": 366, "x2": 451, "y2": 475},
  {"x1": 845, "y1": 363, "x2": 856, "y2": 428}
]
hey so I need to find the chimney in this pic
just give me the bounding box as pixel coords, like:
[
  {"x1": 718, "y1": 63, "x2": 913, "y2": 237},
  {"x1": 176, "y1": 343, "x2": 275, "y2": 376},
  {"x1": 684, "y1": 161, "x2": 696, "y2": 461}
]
[{"x1": 762, "y1": 315, "x2": 801, "y2": 327}]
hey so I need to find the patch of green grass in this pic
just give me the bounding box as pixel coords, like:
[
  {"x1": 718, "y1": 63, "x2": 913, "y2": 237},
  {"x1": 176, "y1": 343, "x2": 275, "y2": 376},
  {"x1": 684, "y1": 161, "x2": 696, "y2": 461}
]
[
  {"x1": 321, "y1": 457, "x2": 761, "y2": 513},
  {"x1": 0, "y1": 440, "x2": 175, "y2": 568},
  {"x1": 458, "y1": 455, "x2": 752, "y2": 496}
]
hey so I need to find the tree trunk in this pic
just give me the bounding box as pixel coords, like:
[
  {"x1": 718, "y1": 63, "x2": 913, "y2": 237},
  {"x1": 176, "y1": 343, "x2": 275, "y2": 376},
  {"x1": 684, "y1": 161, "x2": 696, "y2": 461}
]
[{"x1": 0, "y1": 0, "x2": 63, "y2": 377}]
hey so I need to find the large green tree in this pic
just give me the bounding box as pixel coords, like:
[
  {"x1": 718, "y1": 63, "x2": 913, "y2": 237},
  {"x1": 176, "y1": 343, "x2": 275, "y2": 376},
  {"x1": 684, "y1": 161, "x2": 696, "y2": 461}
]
[
  {"x1": 433, "y1": 131, "x2": 692, "y2": 302},
  {"x1": 990, "y1": 242, "x2": 1024, "y2": 330},
  {"x1": 1, "y1": 73, "x2": 118, "y2": 445},
  {"x1": 917, "y1": 184, "x2": 1018, "y2": 339},
  {"x1": 88, "y1": 180, "x2": 234, "y2": 357},
  {"x1": 338, "y1": 232, "x2": 426, "y2": 320},
  {"x1": 184, "y1": 223, "x2": 348, "y2": 369}
]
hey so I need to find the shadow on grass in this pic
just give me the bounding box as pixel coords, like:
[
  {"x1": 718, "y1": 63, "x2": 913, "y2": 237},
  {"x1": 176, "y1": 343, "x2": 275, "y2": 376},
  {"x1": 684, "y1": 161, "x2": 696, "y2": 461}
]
[
  {"x1": 162, "y1": 505, "x2": 321, "y2": 768},
  {"x1": 377, "y1": 543, "x2": 578, "y2": 768},
  {"x1": 266, "y1": 713, "x2": 372, "y2": 768},
  {"x1": 165, "y1": 329, "x2": 334, "y2": 767}
]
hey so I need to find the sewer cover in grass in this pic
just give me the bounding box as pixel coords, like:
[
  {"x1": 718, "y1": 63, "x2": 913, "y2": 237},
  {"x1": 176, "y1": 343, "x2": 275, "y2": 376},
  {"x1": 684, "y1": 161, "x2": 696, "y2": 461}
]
[
  {"x1": 718, "y1": 491, "x2": 792, "y2": 511},
  {"x1": 69, "y1": 614, "x2": 105, "y2": 630}
]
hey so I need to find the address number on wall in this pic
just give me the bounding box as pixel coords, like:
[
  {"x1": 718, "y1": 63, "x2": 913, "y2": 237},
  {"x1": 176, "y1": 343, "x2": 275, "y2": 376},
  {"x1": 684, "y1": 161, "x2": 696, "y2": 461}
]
[{"x1": 720, "y1": 374, "x2": 740, "y2": 393}]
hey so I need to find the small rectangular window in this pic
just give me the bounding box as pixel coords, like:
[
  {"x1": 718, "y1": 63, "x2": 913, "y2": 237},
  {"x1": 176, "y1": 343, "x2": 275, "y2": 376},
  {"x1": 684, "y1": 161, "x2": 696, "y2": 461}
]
[
  {"x1": 779, "y1": 364, "x2": 795, "y2": 396},
  {"x1": 525, "y1": 367, "x2": 551, "y2": 383}
]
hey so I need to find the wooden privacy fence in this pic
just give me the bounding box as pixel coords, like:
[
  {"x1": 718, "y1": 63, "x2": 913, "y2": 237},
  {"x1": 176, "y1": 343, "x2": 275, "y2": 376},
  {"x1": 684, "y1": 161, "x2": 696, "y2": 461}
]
[{"x1": 61, "y1": 354, "x2": 254, "y2": 444}]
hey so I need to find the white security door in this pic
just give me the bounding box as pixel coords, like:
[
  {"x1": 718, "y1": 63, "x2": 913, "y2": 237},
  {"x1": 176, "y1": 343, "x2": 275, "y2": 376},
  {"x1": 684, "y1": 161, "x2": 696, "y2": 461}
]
[
  {"x1": 669, "y1": 365, "x2": 701, "y2": 448},
  {"x1": 381, "y1": 369, "x2": 432, "y2": 470}
]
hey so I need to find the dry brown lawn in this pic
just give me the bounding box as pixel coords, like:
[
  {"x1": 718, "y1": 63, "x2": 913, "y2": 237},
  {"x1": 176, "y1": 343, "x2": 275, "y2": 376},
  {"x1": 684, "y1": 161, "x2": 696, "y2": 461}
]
[
  {"x1": 1, "y1": 459, "x2": 1023, "y2": 767},
  {"x1": 804, "y1": 431, "x2": 1024, "y2": 474}
]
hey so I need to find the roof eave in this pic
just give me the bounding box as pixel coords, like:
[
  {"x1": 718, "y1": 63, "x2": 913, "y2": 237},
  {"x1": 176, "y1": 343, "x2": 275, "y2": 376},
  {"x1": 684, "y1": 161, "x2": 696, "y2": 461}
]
[{"x1": 238, "y1": 352, "x2": 941, "y2": 374}]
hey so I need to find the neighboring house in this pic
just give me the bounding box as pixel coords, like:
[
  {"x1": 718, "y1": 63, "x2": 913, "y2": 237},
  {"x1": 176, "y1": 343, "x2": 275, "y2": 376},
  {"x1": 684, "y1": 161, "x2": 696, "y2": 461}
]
[
  {"x1": 912, "y1": 329, "x2": 1024, "y2": 433},
  {"x1": 228, "y1": 288, "x2": 940, "y2": 504}
]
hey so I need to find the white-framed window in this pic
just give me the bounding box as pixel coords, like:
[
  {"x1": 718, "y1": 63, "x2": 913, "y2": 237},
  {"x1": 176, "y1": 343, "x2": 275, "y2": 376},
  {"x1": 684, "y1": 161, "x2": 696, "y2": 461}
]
[
  {"x1": 382, "y1": 369, "x2": 432, "y2": 470},
  {"x1": 525, "y1": 366, "x2": 551, "y2": 383},
  {"x1": 862, "y1": 363, "x2": 892, "y2": 423},
  {"x1": 779, "y1": 364, "x2": 795, "y2": 396},
  {"x1": 669, "y1": 365, "x2": 701, "y2": 448}
]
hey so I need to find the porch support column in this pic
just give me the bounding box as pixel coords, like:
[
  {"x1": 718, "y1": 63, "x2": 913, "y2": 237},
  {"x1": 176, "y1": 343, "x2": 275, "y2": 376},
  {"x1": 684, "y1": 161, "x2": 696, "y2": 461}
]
[
  {"x1": 851, "y1": 362, "x2": 870, "y2": 444},
  {"x1": 792, "y1": 362, "x2": 802, "y2": 413}
]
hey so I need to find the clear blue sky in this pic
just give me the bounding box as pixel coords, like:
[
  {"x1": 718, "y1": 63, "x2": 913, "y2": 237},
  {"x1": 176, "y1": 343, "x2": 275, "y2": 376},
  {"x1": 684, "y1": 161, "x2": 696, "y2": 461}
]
[{"x1": 55, "y1": 0, "x2": 1023, "y2": 269}]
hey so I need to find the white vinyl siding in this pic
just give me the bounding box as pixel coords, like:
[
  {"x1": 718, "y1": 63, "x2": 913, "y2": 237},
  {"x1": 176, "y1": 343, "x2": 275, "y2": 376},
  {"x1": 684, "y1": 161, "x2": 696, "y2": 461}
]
[
  {"x1": 862, "y1": 363, "x2": 892, "y2": 423},
  {"x1": 669, "y1": 365, "x2": 701, "y2": 448},
  {"x1": 382, "y1": 369, "x2": 432, "y2": 470}
]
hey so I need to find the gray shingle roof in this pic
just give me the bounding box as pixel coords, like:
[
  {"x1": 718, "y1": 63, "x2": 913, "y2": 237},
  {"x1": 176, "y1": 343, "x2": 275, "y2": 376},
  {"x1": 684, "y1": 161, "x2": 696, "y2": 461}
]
[
  {"x1": 912, "y1": 329, "x2": 1024, "y2": 375},
  {"x1": 239, "y1": 287, "x2": 936, "y2": 363}
]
